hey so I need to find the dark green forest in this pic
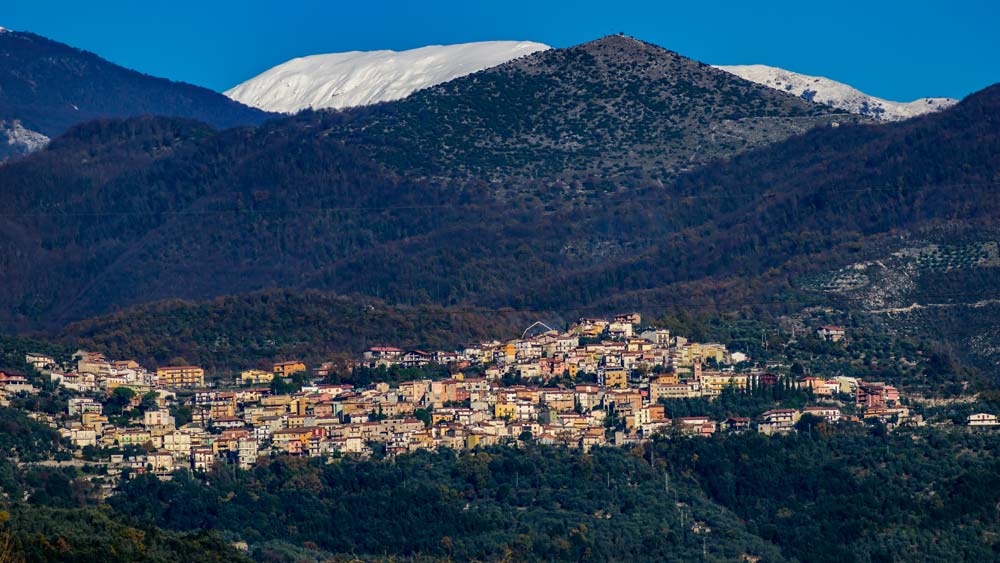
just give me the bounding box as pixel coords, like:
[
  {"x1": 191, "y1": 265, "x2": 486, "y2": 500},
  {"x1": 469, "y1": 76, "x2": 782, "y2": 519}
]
[
  {"x1": 1, "y1": 28, "x2": 999, "y2": 563},
  {"x1": 2, "y1": 344, "x2": 1000, "y2": 562},
  {"x1": 0, "y1": 408, "x2": 250, "y2": 562},
  {"x1": 109, "y1": 446, "x2": 781, "y2": 562},
  {"x1": 1, "y1": 36, "x2": 998, "y2": 380},
  {"x1": 2, "y1": 78, "x2": 997, "y2": 377},
  {"x1": 102, "y1": 428, "x2": 1000, "y2": 563},
  {"x1": 48, "y1": 290, "x2": 532, "y2": 371},
  {"x1": 654, "y1": 428, "x2": 1000, "y2": 562}
]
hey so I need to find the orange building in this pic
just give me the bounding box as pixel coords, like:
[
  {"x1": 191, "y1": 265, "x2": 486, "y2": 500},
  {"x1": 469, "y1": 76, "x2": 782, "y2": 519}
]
[
  {"x1": 156, "y1": 366, "x2": 205, "y2": 388},
  {"x1": 273, "y1": 361, "x2": 307, "y2": 377}
]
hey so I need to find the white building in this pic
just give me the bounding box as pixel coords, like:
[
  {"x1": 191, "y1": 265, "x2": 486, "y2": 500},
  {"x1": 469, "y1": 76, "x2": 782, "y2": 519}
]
[{"x1": 967, "y1": 413, "x2": 999, "y2": 427}]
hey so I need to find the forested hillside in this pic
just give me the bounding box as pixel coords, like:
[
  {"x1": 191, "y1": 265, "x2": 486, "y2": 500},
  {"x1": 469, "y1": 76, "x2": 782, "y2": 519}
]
[
  {"x1": 51, "y1": 290, "x2": 534, "y2": 370},
  {"x1": 0, "y1": 36, "x2": 997, "y2": 377},
  {"x1": 103, "y1": 430, "x2": 1000, "y2": 563},
  {"x1": 0, "y1": 30, "x2": 272, "y2": 138},
  {"x1": 0, "y1": 407, "x2": 250, "y2": 563},
  {"x1": 110, "y1": 446, "x2": 785, "y2": 562},
  {"x1": 325, "y1": 34, "x2": 851, "y2": 182}
]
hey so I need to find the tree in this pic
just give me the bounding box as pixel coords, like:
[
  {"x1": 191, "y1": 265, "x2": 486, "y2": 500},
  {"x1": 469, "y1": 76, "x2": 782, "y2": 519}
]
[
  {"x1": 104, "y1": 387, "x2": 137, "y2": 416},
  {"x1": 794, "y1": 413, "x2": 824, "y2": 434},
  {"x1": 138, "y1": 391, "x2": 159, "y2": 414},
  {"x1": 269, "y1": 374, "x2": 305, "y2": 395},
  {"x1": 414, "y1": 408, "x2": 432, "y2": 428},
  {"x1": 171, "y1": 405, "x2": 193, "y2": 427}
]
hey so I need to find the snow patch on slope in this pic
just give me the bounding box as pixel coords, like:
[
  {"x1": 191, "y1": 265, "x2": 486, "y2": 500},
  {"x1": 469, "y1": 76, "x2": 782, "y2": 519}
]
[
  {"x1": 225, "y1": 41, "x2": 550, "y2": 113},
  {"x1": 0, "y1": 120, "x2": 50, "y2": 160},
  {"x1": 715, "y1": 64, "x2": 957, "y2": 122}
]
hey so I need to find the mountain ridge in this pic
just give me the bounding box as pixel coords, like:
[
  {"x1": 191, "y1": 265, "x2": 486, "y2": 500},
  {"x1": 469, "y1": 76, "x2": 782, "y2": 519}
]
[
  {"x1": 717, "y1": 63, "x2": 957, "y2": 121},
  {"x1": 0, "y1": 33, "x2": 855, "y2": 328},
  {"x1": 319, "y1": 34, "x2": 854, "y2": 183},
  {"x1": 225, "y1": 40, "x2": 550, "y2": 113},
  {"x1": 0, "y1": 29, "x2": 274, "y2": 159},
  {"x1": 1, "y1": 36, "x2": 997, "y2": 383},
  {"x1": 222, "y1": 35, "x2": 957, "y2": 125}
]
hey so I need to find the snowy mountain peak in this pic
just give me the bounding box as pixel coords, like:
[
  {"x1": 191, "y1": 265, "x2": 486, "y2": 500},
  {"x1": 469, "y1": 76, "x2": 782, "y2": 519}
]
[
  {"x1": 715, "y1": 64, "x2": 957, "y2": 122},
  {"x1": 225, "y1": 41, "x2": 550, "y2": 113}
]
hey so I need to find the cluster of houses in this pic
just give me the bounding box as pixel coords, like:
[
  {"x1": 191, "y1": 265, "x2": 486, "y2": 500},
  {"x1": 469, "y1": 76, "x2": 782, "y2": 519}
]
[
  {"x1": 9, "y1": 316, "x2": 929, "y2": 481},
  {"x1": 27, "y1": 351, "x2": 206, "y2": 392},
  {"x1": 0, "y1": 369, "x2": 40, "y2": 404}
]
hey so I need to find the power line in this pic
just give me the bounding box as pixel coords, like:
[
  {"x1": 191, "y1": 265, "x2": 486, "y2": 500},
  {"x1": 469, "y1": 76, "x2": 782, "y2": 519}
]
[
  {"x1": 2, "y1": 288, "x2": 996, "y2": 331},
  {"x1": 3, "y1": 181, "x2": 998, "y2": 218},
  {"x1": 0, "y1": 174, "x2": 996, "y2": 330}
]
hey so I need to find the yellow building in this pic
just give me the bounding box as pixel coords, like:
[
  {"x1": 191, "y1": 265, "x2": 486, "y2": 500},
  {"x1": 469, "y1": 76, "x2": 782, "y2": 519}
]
[
  {"x1": 272, "y1": 428, "x2": 314, "y2": 449},
  {"x1": 81, "y1": 412, "x2": 108, "y2": 431},
  {"x1": 156, "y1": 366, "x2": 205, "y2": 388},
  {"x1": 503, "y1": 343, "x2": 517, "y2": 363},
  {"x1": 432, "y1": 411, "x2": 456, "y2": 425},
  {"x1": 273, "y1": 361, "x2": 307, "y2": 377},
  {"x1": 241, "y1": 369, "x2": 274, "y2": 385},
  {"x1": 495, "y1": 402, "x2": 518, "y2": 419},
  {"x1": 652, "y1": 373, "x2": 679, "y2": 385},
  {"x1": 209, "y1": 402, "x2": 236, "y2": 419},
  {"x1": 698, "y1": 343, "x2": 728, "y2": 364},
  {"x1": 698, "y1": 372, "x2": 749, "y2": 395},
  {"x1": 599, "y1": 367, "x2": 629, "y2": 389}
]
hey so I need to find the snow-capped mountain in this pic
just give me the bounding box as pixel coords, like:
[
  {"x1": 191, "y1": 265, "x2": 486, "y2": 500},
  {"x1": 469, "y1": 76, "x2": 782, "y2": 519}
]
[
  {"x1": 715, "y1": 64, "x2": 956, "y2": 121},
  {"x1": 224, "y1": 41, "x2": 550, "y2": 113}
]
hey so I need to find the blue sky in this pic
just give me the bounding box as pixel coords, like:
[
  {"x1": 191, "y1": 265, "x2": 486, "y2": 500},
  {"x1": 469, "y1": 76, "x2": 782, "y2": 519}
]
[{"x1": 3, "y1": 0, "x2": 998, "y2": 101}]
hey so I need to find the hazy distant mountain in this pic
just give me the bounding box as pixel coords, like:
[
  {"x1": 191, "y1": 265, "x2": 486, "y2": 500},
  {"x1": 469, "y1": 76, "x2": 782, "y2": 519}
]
[
  {"x1": 0, "y1": 27, "x2": 272, "y2": 153},
  {"x1": 224, "y1": 41, "x2": 550, "y2": 113},
  {"x1": 716, "y1": 64, "x2": 957, "y2": 121}
]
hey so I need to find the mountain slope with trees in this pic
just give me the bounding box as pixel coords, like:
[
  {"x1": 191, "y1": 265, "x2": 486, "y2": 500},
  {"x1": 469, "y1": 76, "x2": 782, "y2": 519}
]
[
  {"x1": 50, "y1": 289, "x2": 534, "y2": 371},
  {"x1": 0, "y1": 29, "x2": 273, "y2": 159},
  {"x1": 103, "y1": 430, "x2": 1000, "y2": 563},
  {"x1": 0, "y1": 36, "x2": 996, "y2": 378},
  {"x1": 325, "y1": 34, "x2": 853, "y2": 183}
]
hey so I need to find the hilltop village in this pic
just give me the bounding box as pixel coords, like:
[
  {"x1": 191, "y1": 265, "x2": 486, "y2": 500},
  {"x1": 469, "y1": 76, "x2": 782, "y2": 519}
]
[{"x1": 1, "y1": 314, "x2": 946, "y2": 487}]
